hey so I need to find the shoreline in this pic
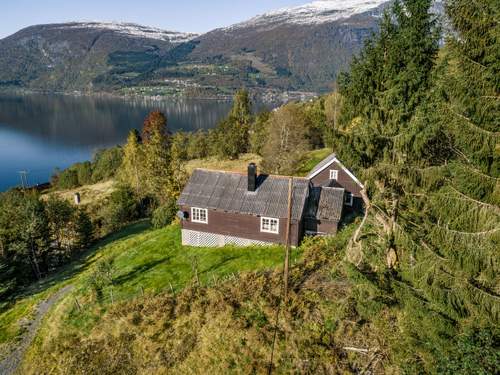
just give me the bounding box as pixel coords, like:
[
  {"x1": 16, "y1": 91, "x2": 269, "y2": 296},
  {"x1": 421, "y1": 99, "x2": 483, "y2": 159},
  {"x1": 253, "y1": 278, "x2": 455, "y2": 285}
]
[{"x1": 0, "y1": 87, "x2": 319, "y2": 104}]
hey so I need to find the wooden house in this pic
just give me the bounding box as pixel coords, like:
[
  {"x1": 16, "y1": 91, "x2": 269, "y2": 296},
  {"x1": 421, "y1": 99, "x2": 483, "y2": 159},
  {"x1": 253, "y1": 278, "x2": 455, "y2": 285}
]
[{"x1": 177, "y1": 153, "x2": 363, "y2": 247}]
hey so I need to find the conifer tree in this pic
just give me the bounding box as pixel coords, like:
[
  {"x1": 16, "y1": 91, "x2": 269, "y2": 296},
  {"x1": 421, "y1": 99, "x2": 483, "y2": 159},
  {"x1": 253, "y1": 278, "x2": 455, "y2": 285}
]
[
  {"x1": 400, "y1": 0, "x2": 500, "y2": 324},
  {"x1": 144, "y1": 126, "x2": 172, "y2": 203},
  {"x1": 339, "y1": 0, "x2": 499, "y2": 370}
]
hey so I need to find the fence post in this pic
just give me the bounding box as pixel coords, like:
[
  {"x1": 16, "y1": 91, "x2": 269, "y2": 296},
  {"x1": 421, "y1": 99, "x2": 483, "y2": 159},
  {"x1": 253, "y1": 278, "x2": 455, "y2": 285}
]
[
  {"x1": 140, "y1": 285, "x2": 144, "y2": 297},
  {"x1": 74, "y1": 297, "x2": 82, "y2": 312},
  {"x1": 110, "y1": 289, "x2": 114, "y2": 304}
]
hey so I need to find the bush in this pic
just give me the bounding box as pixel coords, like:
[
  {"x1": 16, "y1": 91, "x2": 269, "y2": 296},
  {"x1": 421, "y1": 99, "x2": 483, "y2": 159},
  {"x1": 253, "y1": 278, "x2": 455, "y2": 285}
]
[
  {"x1": 75, "y1": 161, "x2": 93, "y2": 185},
  {"x1": 102, "y1": 186, "x2": 139, "y2": 231},
  {"x1": 56, "y1": 168, "x2": 79, "y2": 189},
  {"x1": 91, "y1": 147, "x2": 123, "y2": 183},
  {"x1": 152, "y1": 199, "x2": 178, "y2": 229}
]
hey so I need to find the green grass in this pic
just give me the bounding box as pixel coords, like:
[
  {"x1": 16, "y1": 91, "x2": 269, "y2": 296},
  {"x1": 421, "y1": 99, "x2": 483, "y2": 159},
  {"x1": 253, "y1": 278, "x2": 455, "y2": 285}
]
[
  {"x1": 77, "y1": 221, "x2": 299, "y2": 300},
  {"x1": 1, "y1": 220, "x2": 300, "y2": 350},
  {"x1": 295, "y1": 148, "x2": 332, "y2": 176}
]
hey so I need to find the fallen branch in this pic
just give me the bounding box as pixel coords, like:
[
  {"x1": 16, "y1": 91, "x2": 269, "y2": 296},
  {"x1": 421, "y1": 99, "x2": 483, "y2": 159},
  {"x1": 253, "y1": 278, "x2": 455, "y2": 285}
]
[{"x1": 343, "y1": 347, "x2": 369, "y2": 355}]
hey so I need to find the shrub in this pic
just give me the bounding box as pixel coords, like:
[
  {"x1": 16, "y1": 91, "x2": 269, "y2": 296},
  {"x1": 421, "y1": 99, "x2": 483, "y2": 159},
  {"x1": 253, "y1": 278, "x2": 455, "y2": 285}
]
[
  {"x1": 56, "y1": 168, "x2": 79, "y2": 189},
  {"x1": 101, "y1": 186, "x2": 139, "y2": 231},
  {"x1": 91, "y1": 147, "x2": 123, "y2": 183},
  {"x1": 151, "y1": 198, "x2": 178, "y2": 229}
]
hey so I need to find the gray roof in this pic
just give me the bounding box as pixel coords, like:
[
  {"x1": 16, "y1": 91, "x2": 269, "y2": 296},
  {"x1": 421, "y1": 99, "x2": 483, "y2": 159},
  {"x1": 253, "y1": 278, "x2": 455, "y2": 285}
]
[
  {"x1": 305, "y1": 186, "x2": 344, "y2": 222},
  {"x1": 178, "y1": 169, "x2": 309, "y2": 221},
  {"x1": 306, "y1": 153, "x2": 337, "y2": 179}
]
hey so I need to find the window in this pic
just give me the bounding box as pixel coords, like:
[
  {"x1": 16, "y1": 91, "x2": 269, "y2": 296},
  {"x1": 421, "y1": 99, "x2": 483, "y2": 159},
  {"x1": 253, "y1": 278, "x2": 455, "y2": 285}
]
[
  {"x1": 261, "y1": 217, "x2": 279, "y2": 234},
  {"x1": 344, "y1": 192, "x2": 353, "y2": 206},
  {"x1": 329, "y1": 169, "x2": 338, "y2": 180},
  {"x1": 191, "y1": 207, "x2": 208, "y2": 224}
]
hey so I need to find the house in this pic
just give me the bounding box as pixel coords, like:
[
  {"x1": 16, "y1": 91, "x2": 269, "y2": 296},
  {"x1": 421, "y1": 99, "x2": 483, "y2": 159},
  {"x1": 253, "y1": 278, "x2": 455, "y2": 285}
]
[{"x1": 177, "y1": 153, "x2": 363, "y2": 247}]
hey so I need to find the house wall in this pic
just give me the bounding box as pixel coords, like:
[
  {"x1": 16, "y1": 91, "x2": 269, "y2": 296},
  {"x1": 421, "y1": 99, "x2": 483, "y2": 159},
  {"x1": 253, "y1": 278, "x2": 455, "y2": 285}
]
[
  {"x1": 304, "y1": 218, "x2": 339, "y2": 235},
  {"x1": 310, "y1": 160, "x2": 363, "y2": 197},
  {"x1": 180, "y1": 205, "x2": 302, "y2": 246}
]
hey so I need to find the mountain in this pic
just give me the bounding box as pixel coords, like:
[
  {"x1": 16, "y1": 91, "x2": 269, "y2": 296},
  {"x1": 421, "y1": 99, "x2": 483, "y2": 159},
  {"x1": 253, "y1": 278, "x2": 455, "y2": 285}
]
[
  {"x1": 0, "y1": 22, "x2": 197, "y2": 91},
  {"x1": 188, "y1": 0, "x2": 389, "y2": 92},
  {"x1": 0, "y1": 1, "x2": 443, "y2": 96}
]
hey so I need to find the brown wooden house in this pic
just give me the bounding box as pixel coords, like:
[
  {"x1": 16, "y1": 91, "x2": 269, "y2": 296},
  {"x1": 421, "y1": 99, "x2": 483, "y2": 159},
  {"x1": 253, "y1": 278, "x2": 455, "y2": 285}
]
[{"x1": 177, "y1": 153, "x2": 363, "y2": 247}]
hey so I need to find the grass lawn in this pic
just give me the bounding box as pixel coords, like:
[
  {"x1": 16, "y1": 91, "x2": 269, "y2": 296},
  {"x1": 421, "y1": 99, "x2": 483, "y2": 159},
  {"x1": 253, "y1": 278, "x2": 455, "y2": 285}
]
[
  {"x1": 1, "y1": 220, "x2": 301, "y2": 352},
  {"x1": 75, "y1": 221, "x2": 299, "y2": 302},
  {"x1": 295, "y1": 148, "x2": 332, "y2": 176}
]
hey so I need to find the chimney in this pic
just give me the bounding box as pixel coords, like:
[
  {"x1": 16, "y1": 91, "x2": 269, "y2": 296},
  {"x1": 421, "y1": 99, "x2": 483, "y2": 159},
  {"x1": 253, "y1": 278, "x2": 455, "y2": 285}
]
[{"x1": 248, "y1": 163, "x2": 257, "y2": 192}]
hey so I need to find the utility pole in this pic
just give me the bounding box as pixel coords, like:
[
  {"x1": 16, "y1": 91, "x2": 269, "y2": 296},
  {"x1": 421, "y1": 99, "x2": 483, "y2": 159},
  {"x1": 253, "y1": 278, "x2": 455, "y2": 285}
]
[
  {"x1": 18, "y1": 170, "x2": 29, "y2": 189},
  {"x1": 284, "y1": 177, "x2": 293, "y2": 302}
]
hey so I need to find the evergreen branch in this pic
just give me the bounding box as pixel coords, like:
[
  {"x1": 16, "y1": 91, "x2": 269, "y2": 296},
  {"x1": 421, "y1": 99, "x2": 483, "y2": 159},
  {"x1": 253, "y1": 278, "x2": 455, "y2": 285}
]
[
  {"x1": 467, "y1": 280, "x2": 500, "y2": 302},
  {"x1": 460, "y1": 163, "x2": 500, "y2": 181},
  {"x1": 462, "y1": 53, "x2": 488, "y2": 71},
  {"x1": 448, "y1": 186, "x2": 500, "y2": 215},
  {"x1": 435, "y1": 224, "x2": 499, "y2": 237},
  {"x1": 447, "y1": 107, "x2": 500, "y2": 136},
  {"x1": 420, "y1": 241, "x2": 448, "y2": 261}
]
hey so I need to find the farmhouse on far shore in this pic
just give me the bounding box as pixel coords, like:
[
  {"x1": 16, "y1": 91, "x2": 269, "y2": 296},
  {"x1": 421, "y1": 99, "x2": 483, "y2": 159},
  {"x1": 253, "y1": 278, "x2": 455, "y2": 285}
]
[{"x1": 177, "y1": 153, "x2": 364, "y2": 247}]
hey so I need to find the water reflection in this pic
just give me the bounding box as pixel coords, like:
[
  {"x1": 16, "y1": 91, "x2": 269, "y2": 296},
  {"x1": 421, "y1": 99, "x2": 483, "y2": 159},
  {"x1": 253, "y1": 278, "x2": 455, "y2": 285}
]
[{"x1": 0, "y1": 93, "x2": 238, "y2": 190}]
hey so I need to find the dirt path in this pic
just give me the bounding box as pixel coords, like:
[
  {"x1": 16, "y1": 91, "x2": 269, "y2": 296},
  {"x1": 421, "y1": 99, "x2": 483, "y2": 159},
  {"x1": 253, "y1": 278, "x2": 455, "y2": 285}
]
[{"x1": 0, "y1": 285, "x2": 73, "y2": 375}]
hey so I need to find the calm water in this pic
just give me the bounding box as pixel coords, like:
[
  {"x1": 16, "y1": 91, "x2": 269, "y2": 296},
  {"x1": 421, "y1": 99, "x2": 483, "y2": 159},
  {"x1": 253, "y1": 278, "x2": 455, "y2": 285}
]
[{"x1": 0, "y1": 93, "x2": 236, "y2": 191}]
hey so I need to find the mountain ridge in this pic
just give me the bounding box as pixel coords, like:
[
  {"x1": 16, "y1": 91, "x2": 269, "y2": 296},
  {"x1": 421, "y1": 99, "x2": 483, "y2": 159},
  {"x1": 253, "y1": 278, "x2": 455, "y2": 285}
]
[{"x1": 0, "y1": 0, "x2": 440, "y2": 96}]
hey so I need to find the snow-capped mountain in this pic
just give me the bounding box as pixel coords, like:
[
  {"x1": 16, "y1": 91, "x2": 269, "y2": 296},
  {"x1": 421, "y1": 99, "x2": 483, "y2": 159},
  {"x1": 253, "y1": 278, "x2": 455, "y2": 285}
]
[
  {"x1": 0, "y1": 1, "x2": 444, "y2": 94},
  {"x1": 190, "y1": 0, "x2": 391, "y2": 91},
  {"x1": 57, "y1": 22, "x2": 198, "y2": 44},
  {"x1": 228, "y1": 0, "x2": 388, "y2": 30}
]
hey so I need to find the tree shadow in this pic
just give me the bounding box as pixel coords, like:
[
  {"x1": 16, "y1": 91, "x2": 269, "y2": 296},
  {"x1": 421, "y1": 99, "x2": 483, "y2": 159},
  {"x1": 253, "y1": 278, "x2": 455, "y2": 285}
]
[
  {"x1": 200, "y1": 254, "x2": 241, "y2": 275},
  {"x1": 4, "y1": 220, "x2": 152, "y2": 307},
  {"x1": 112, "y1": 257, "x2": 172, "y2": 286}
]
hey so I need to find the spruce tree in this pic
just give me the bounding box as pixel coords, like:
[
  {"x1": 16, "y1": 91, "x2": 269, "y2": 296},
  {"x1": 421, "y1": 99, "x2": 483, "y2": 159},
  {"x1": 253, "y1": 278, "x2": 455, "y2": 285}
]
[
  {"x1": 144, "y1": 126, "x2": 172, "y2": 203},
  {"x1": 339, "y1": 0, "x2": 499, "y2": 371}
]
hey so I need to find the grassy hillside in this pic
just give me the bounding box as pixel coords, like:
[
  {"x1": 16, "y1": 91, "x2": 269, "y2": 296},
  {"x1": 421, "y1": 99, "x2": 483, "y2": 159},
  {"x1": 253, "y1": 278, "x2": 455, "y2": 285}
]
[
  {"x1": 21, "y1": 224, "x2": 385, "y2": 374},
  {"x1": 0, "y1": 220, "x2": 298, "y2": 363}
]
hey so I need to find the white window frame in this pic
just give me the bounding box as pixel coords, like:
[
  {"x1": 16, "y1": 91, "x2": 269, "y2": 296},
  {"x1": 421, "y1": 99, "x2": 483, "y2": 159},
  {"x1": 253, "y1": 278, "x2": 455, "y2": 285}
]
[
  {"x1": 329, "y1": 169, "x2": 338, "y2": 180},
  {"x1": 191, "y1": 207, "x2": 208, "y2": 224},
  {"x1": 344, "y1": 192, "x2": 354, "y2": 207},
  {"x1": 260, "y1": 217, "x2": 279, "y2": 234}
]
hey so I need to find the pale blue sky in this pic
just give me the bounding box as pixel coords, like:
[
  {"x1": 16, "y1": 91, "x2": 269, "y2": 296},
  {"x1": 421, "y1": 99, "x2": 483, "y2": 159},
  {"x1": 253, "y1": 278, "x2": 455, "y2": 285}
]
[{"x1": 1, "y1": 0, "x2": 307, "y2": 38}]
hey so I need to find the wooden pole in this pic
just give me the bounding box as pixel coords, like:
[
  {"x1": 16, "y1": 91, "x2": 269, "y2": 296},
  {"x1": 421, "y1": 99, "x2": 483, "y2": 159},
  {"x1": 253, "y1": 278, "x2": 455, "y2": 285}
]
[{"x1": 284, "y1": 177, "x2": 293, "y2": 301}]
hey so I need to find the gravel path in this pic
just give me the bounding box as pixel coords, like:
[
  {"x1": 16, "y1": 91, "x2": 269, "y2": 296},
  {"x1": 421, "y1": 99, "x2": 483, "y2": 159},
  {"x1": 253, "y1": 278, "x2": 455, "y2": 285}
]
[{"x1": 0, "y1": 285, "x2": 73, "y2": 375}]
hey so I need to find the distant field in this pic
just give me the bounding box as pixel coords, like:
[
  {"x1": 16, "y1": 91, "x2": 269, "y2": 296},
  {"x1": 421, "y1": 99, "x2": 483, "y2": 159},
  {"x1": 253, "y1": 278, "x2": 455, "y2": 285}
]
[{"x1": 186, "y1": 153, "x2": 262, "y2": 174}]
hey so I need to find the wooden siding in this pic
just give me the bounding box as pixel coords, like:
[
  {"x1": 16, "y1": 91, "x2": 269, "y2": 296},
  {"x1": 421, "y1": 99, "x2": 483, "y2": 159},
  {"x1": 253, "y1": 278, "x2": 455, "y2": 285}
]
[
  {"x1": 180, "y1": 205, "x2": 302, "y2": 246},
  {"x1": 304, "y1": 218, "x2": 338, "y2": 235},
  {"x1": 310, "y1": 160, "x2": 363, "y2": 197}
]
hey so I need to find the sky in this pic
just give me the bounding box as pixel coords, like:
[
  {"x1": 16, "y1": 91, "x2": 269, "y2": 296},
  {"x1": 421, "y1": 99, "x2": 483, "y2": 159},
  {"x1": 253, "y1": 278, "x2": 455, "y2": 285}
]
[{"x1": 1, "y1": 0, "x2": 309, "y2": 38}]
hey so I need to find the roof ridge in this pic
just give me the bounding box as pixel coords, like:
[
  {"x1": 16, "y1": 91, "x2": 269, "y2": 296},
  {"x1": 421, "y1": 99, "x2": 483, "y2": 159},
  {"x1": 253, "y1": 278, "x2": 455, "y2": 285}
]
[{"x1": 193, "y1": 168, "x2": 309, "y2": 180}]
